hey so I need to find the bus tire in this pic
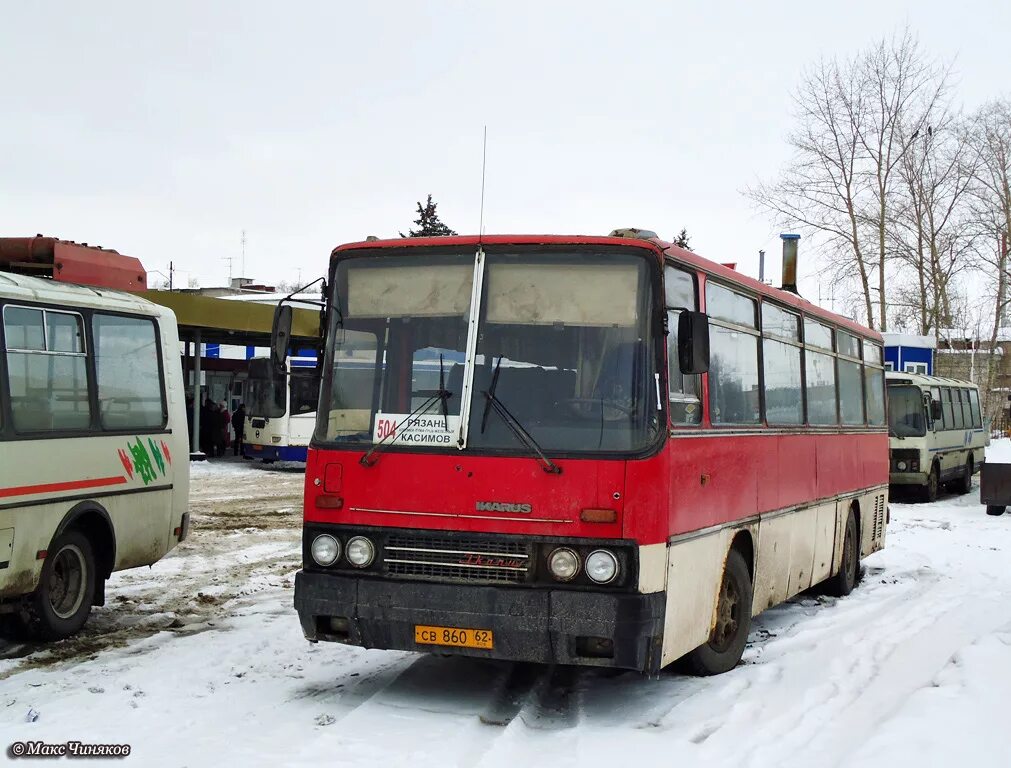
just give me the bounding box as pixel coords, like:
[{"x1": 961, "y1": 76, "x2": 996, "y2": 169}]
[
  {"x1": 921, "y1": 464, "x2": 940, "y2": 503},
  {"x1": 954, "y1": 458, "x2": 973, "y2": 495},
  {"x1": 987, "y1": 505, "x2": 1006, "y2": 516},
  {"x1": 824, "y1": 509, "x2": 859, "y2": 597},
  {"x1": 685, "y1": 549, "x2": 752, "y2": 676},
  {"x1": 20, "y1": 530, "x2": 97, "y2": 641}
]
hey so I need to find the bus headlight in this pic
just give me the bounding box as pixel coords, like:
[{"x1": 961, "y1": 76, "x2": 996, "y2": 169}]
[
  {"x1": 345, "y1": 536, "x2": 375, "y2": 567},
  {"x1": 548, "y1": 548, "x2": 580, "y2": 581},
  {"x1": 897, "y1": 461, "x2": 908, "y2": 471},
  {"x1": 311, "y1": 535, "x2": 340, "y2": 566},
  {"x1": 585, "y1": 550, "x2": 619, "y2": 584}
]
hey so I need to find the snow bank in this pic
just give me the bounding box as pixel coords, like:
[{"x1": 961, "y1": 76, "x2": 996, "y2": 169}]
[{"x1": 986, "y1": 438, "x2": 1011, "y2": 464}]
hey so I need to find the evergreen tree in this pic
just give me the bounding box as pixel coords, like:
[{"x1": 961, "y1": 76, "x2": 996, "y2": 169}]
[
  {"x1": 400, "y1": 194, "x2": 457, "y2": 237},
  {"x1": 673, "y1": 228, "x2": 692, "y2": 250}
]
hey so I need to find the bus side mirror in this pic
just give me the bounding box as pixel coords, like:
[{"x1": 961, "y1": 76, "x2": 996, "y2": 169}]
[
  {"x1": 678, "y1": 311, "x2": 710, "y2": 375},
  {"x1": 271, "y1": 304, "x2": 293, "y2": 370}
]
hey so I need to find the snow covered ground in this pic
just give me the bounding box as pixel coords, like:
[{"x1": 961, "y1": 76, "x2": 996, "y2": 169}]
[{"x1": 3, "y1": 451, "x2": 1011, "y2": 767}]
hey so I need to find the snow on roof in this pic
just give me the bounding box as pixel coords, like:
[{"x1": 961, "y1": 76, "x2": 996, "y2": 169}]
[{"x1": 881, "y1": 332, "x2": 937, "y2": 349}]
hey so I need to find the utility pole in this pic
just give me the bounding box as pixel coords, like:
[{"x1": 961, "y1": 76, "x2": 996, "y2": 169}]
[{"x1": 169, "y1": 261, "x2": 174, "y2": 290}]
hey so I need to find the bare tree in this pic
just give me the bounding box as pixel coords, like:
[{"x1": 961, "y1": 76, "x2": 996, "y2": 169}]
[
  {"x1": 893, "y1": 112, "x2": 978, "y2": 336},
  {"x1": 856, "y1": 30, "x2": 951, "y2": 330},
  {"x1": 747, "y1": 29, "x2": 951, "y2": 330},
  {"x1": 746, "y1": 57, "x2": 876, "y2": 324},
  {"x1": 966, "y1": 98, "x2": 1011, "y2": 419}
]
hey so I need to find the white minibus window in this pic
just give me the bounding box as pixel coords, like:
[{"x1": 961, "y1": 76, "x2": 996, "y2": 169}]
[
  {"x1": 93, "y1": 314, "x2": 165, "y2": 430},
  {"x1": 4, "y1": 306, "x2": 91, "y2": 431}
]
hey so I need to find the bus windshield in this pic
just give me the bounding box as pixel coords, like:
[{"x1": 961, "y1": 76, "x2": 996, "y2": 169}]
[
  {"x1": 887, "y1": 384, "x2": 926, "y2": 437},
  {"x1": 247, "y1": 358, "x2": 285, "y2": 418},
  {"x1": 315, "y1": 249, "x2": 661, "y2": 455}
]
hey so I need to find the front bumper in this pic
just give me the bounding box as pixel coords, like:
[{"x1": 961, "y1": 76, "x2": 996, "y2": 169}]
[
  {"x1": 243, "y1": 444, "x2": 308, "y2": 462},
  {"x1": 889, "y1": 471, "x2": 928, "y2": 486},
  {"x1": 294, "y1": 570, "x2": 665, "y2": 673}
]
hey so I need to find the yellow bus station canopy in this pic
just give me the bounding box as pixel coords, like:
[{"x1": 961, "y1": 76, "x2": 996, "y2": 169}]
[{"x1": 138, "y1": 290, "x2": 322, "y2": 347}]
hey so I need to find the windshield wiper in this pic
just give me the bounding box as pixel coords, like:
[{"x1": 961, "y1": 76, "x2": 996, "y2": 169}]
[
  {"x1": 360, "y1": 383, "x2": 453, "y2": 467},
  {"x1": 480, "y1": 358, "x2": 561, "y2": 475}
]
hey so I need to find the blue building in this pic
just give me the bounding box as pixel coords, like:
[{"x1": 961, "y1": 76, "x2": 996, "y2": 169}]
[{"x1": 881, "y1": 333, "x2": 935, "y2": 375}]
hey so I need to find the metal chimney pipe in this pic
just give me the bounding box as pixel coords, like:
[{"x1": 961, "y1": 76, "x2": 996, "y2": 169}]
[
  {"x1": 758, "y1": 250, "x2": 765, "y2": 283},
  {"x1": 780, "y1": 234, "x2": 800, "y2": 294}
]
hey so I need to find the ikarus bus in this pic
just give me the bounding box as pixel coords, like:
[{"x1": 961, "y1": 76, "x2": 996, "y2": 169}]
[
  {"x1": 886, "y1": 371, "x2": 987, "y2": 501},
  {"x1": 0, "y1": 272, "x2": 189, "y2": 640}
]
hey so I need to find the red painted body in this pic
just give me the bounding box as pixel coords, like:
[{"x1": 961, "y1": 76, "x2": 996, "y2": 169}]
[{"x1": 303, "y1": 234, "x2": 888, "y2": 548}]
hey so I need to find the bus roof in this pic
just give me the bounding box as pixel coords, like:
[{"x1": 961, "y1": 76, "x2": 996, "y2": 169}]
[
  {"x1": 330, "y1": 233, "x2": 882, "y2": 343},
  {"x1": 0, "y1": 271, "x2": 170, "y2": 318},
  {"x1": 886, "y1": 370, "x2": 979, "y2": 389}
]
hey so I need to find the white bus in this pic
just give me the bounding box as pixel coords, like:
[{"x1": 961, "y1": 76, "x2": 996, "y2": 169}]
[
  {"x1": 887, "y1": 371, "x2": 987, "y2": 501},
  {"x1": 0, "y1": 273, "x2": 190, "y2": 640},
  {"x1": 244, "y1": 356, "x2": 318, "y2": 462}
]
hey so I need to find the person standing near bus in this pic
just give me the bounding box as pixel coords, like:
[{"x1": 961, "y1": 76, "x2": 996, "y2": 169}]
[
  {"x1": 200, "y1": 396, "x2": 214, "y2": 455},
  {"x1": 231, "y1": 403, "x2": 246, "y2": 457}
]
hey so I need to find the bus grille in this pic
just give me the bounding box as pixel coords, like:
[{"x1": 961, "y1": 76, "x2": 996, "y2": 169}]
[
  {"x1": 872, "y1": 494, "x2": 886, "y2": 541},
  {"x1": 383, "y1": 533, "x2": 531, "y2": 584}
]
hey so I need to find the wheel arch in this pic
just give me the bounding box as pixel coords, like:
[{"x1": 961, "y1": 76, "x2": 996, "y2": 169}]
[
  {"x1": 54, "y1": 501, "x2": 117, "y2": 591},
  {"x1": 729, "y1": 529, "x2": 755, "y2": 582}
]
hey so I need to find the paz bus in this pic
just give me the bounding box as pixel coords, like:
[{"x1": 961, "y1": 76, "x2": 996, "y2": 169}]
[
  {"x1": 886, "y1": 371, "x2": 985, "y2": 501},
  {"x1": 282, "y1": 231, "x2": 888, "y2": 675},
  {"x1": 0, "y1": 272, "x2": 189, "y2": 640}
]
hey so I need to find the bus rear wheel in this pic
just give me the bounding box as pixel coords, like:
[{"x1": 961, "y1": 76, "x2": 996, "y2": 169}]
[
  {"x1": 954, "y1": 458, "x2": 973, "y2": 495},
  {"x1": 20, "y1": 530, "x2": 96, "y2": 641},
  {"x1": 987, "y1": 505, "x2": 1006, "y2": 516},
  {"x1": 685, "y1": 549, "x2": 752, "y2": 676}
]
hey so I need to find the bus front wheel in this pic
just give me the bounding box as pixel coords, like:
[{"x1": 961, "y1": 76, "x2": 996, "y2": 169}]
[
  {"x1": 21, "y1": 530, "x2": 97, "y2": 641},
  {"x1": 685, "y1": 549, "x2": 753, "y2": 676},
  {"x1": 921, "y1": 464, "x2": 940, "y2": 503}
]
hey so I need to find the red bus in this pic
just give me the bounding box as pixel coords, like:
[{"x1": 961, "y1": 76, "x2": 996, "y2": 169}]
[{"x1": 285, "y1": 231, "x2": 888, "y2": 675}]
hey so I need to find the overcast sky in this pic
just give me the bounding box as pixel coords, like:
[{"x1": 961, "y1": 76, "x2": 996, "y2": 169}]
[{"x1": 2, "y1": 1, "x2": 1007, "y2": 308}]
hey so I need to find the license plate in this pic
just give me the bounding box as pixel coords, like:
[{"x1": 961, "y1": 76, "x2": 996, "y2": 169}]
[{"x1": 414, "y1": 625, "x2": 493, "y2": 650}]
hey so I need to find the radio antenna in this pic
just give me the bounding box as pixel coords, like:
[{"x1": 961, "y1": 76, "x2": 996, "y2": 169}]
[{"x1": 478, "y1": 125, "x2": 488, "y2": 237}]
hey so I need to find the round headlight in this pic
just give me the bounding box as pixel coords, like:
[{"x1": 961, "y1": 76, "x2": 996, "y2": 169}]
[
  {"x1": 346, "y1": 536, "x2": 375, "y2": 567},
  {"x1": 897, "y1": 461, "x2": 907, "y2": 471},
  {"x1": 548, "y1": 548, "x2": 580, "y2": 581},
  {"x1": 311, "y1": 534, "x2": 340, "y2": 566},
  {"x1": 585, "y1": 550, "x2": 619, "y2": 584}
]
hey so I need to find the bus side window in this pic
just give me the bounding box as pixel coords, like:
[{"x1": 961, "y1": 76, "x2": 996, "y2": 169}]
[
  {"x1": 863, "y1": 342, "x2": 885, "y2": 426},
  {"x1": 969, "y1": 389, "x2": 982, "y2": 429},
  {"x1": 960, "y1": 388, "x2": 973, "y2": 428},
  {"x1": 707, "y1": 283, "x2": 760, "y2": 425},
  {"x1": 665, "y1": 266, "x2": 701, "y2": 425},
  {"x1": 951, "y1": 389, "x2": 965, "y2": 429},
  {"x1": 930, "y1": 387, "x2": 942, "y2": 428},
  {"x1": 4, "y1": 306, "x2": 91, "y2": 432},
  {"x1": 761, "y1": 303, "x2": 802, "y2": 425},
  {"x1": 93, "y1": 313, "x2": 165, "y2": 430},
  {"x1": 940, "y1": 388, "x2": 953, "y2": 430}
]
